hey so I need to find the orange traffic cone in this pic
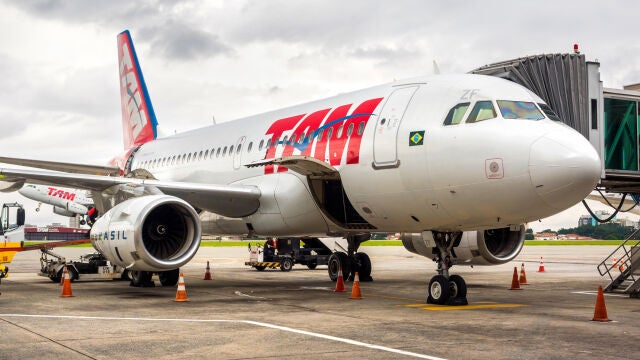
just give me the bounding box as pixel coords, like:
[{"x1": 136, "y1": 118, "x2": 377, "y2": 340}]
[
  {"x1": 509, "y1": 266, "x2": 522, "y2": 290},
  {"x1": 349, "y1": 272, "x2": 362, "y2": 299},
  {"x1": 612, "y1": 257, "x2": 618, "y2": 269},
  {"x1": 203, "y1": 261, "x2": 212, "y2": 280},
  {"x1": 537, "y1": 256, "x2": 546, "y2": 272},
  {"x1": 174, "y1": 273, "x2": 189, "y2": 302},
  {"x1": 519, "y1": 263, "x2": 529, "y2": 285},
  {"x1": 334, "y1": 267, "x2": 346, "y2": 292},
  {"x1": 592, "y1": 286, "x2": 611, "y2": 322},
  {"x1": 619, "y1": 262, "x2": 626, "y2": 272},
  {"x1": 60, "y1": 265, "x2": 74, "y2": 298}
]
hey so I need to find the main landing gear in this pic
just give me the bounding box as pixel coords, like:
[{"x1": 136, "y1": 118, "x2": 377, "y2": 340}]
[
  {"x1": 427, "y1": 231, "x2": 468, "y2": 306},
  {"x1": 327, "y1": 233, "x2": 373, "y2": 282}
]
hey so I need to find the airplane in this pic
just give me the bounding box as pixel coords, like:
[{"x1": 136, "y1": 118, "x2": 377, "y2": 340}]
[
  {"x1": 0, "y1": 30, "x2": 602, "y2": 304},
  {"x1": 17, "y1": 184, "x2": 94, "y2": 222}
]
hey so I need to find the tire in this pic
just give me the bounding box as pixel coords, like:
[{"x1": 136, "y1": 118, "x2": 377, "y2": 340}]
[
  {"x1": 355, "y1": 253, "x2": 372, "y2": 280},
  {"x1": 448, "y1": 275, "x2": 467, "y2": 299},
  {"x1": 427, "y1": 275, "x2": 451, "y2": 304},
  {"x1": 327, "y1": 252, "x2": 350, "y2": 281},
  {"x1": 120, "y1": 269, "x2": 130, "y2": 281},
  {"x1": 280, "y1": 258, "x2": 293, "y2": 272},
  {"x1": 130, "y1": 270, "x2": 154, "y2": 287},
  {"x1": 57, "y1": 267, "x2": 77, "y2": 283},
  {"x1": 306, "y1": 262, "x2": 317, "y2": 270},
  {"x1": 159, "y1": 269, "x2": 180, "y2": 286},
  {"x1": 254, "y1": 265, "x2": 266, "y2": 271}
]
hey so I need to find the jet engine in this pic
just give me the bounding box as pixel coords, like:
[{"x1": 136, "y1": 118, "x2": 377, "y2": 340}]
[
  {"x1": 401, "y1": 225, "x2": 525, "y2": 266},
  {"x1": 90, "y1": 195, "x2": 201, "y2": 271}
]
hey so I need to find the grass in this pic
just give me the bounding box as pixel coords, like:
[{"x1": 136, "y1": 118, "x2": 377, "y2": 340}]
[{"x1": 22, "y1": 239, "x2": 639, "y2": 249}]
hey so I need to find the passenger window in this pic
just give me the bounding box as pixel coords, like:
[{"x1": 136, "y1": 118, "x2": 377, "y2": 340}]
[
  {"x1": 187, "y1": 154, "x2": 192, "y2": 162},
  {"x1": 259, "y1": 140, "x2": 264, "y2": 151},
  {"x1": 248, "y1": 142, "x2": 253, "y2": 152},
  {"x1": 198, "y1": 151, "x2": 203, "y2": 160},
  {"x1": 466, "y1": 101, "x2": 497, "y2": 123},
  {"x1": 290, "y1": 134, "x2": 296, "y2": 144},
  {"x1": 282, "y1": 136, "x2": 288, "y2": 146},
  {"x1": 337, "y1": 125, "x2": 344, "y2": 138},
  {"x1": 222, "y1": 147, "x2": 227, "y2": 156},
  {"x1": 327, "y1": 128, "x2": 333, "y2": 140},
  {"x1": 317, "y1": 129, "x2": 323, "y2": 141},
  {"x1": 347, "y1": 123, "x2": 354, "y2": 137},
  {"x1": 236, "y1": 144, "x2": 241, "y2": 154},
  {"x1": 443, "y1": 102, "x2": 470, "y2": 125},
  {"x1": 216, "y1": 148, "x2": 221, "y2": 157},
  {"x1": 229, "y1": 145, "x2": 234, "y2": 154},
  {"x1": 357, "y1": 122, "x2": 365, "y2": 135},
  {"x1": 204, "y1": 150, "x2": 209, "y2": 159}
]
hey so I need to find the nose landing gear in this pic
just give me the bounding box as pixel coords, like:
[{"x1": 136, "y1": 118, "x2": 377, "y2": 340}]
[{"x1": 427, "y1": 231, "x2": 468, "y2": 305}]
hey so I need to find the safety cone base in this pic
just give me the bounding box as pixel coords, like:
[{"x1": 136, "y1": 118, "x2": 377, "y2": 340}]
[{"x1": 174, "y1": 273, "x2": 189, "y2": 302}]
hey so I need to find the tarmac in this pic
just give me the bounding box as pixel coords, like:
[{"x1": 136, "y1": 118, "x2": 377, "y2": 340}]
[{"x1": 1, "y1": 245, "x2": 639, "y2": 360}]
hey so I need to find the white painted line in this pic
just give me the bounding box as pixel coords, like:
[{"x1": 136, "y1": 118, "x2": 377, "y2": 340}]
[
  {"x1": 571, "y1": 291, "x2": 627, "y2": 297},
  {"x1": 233, "y1": 291, "x2": 268, "y2": 299},
  {"x1": 0, "y1": 313, "x2": 445, "y2": 360}
]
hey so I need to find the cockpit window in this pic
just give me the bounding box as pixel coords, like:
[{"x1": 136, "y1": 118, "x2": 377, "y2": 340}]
[
  {"x1": 443, "y1": 102, "x2": 470, "y2": 125},
  {"x1": 537, "y1": 103, "x2": 561, "y2": 121},
  {"x1": 497, "y1": 100, "x2": 545, "y2": 120},
  {"x1": 466, "y1": 101, "x2": 497, "y2": 123}
]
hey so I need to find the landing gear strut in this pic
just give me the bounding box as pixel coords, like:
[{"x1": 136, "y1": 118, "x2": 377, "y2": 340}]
[{"x1": 427, "y1": 231, "x2": 468, "y2": 305}]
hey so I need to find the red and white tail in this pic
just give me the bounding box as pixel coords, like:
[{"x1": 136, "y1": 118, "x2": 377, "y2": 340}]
[{"x1": 117, "y1": 30, "x2": 158, "y2": 150}]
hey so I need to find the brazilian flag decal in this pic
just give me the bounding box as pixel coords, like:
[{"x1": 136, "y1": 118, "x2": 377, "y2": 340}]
[{"x1": 409, "y1": 131, "x2": 425, "y2": 146}]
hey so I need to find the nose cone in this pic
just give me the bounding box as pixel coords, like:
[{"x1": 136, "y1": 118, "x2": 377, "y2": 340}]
[{"x1": 529, "y1": 130, "x2": 601, "y2": 210}]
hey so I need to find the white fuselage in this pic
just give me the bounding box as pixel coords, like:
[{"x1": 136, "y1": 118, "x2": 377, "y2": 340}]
[{"x1": 128, "y1": 74, "x2": 601, "y2": 236}]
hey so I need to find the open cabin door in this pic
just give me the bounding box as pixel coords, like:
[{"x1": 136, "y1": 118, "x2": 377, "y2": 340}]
[{"x1": 247, "y1": 156, "x2": 375, "y2": 230}]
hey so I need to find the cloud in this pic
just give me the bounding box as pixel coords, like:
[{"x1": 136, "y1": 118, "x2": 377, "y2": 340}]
[{"x1": 139, "y1": 21, "x2": 234, "y2": 61}]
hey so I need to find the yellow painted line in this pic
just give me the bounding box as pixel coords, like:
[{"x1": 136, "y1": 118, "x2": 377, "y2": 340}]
[{"x1": 415, "y1": 303, "x2": 527, "y2": 311}]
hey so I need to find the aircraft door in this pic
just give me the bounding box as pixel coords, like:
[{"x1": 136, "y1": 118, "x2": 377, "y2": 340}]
[
  {"x1": 233, "y1": 136, "x2": 246, "y2": 170},
  {"x1": 372, "y1": 86, "x2": 418, "y2": 168}
]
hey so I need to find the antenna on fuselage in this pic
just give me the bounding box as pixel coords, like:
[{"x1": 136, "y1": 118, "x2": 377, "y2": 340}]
[
  {"x1": 433, "y1": 60, "x2": 441, "y2": 75},
  {"x1": 212, "y1": 115, "x2": 217, "y2": 125}
]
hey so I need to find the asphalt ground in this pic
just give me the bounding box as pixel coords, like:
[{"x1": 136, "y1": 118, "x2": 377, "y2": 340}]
[{"x1": 1, "y1": 245, "x2": 639, "y2": 360}]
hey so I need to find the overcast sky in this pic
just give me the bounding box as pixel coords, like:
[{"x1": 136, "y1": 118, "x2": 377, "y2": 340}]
[{"x1": 0, "y1": 0, "x2": 638, "y2": 230}]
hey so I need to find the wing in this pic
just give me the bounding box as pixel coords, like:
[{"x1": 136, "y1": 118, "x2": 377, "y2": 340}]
[
  {"x1": 0, "y1": 167, "x2": 260, "y2": 218},
  {"x1": 0, "y1": 156, "x2": 120, "y2": 176}
]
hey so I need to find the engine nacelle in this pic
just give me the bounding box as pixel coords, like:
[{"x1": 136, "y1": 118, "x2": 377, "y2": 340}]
[
  {"x1": 53, "y1": 206, "x2": 76, "y2": 217},
  {"x1": 53, "y1": 199, "x2": 89, "y2": 217},
  {"x1": 401, "y1": 225, "x2": 525, "y2": 266},
  {"x1": 90, "y1": 195, "x2": 201, "y2": 271}
]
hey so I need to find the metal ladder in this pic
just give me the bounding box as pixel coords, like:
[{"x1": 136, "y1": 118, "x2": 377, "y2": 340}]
[{"x1": 597, "y1": 236, "x2": 640, "y2": 298}]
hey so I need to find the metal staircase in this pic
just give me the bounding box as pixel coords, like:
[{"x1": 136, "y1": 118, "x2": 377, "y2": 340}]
[{"x1": 597, "y1": 237, "x2": 640, "y2": 298}]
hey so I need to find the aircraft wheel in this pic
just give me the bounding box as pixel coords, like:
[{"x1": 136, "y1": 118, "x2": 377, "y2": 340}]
[
  {"x1": 129, "y1": 270, "x2": 154, "y2": 287},
  {"x1": 159, "y1": 269, "x2": 179, "y2": 286},
  {"x1": 328, "y1": 252, "x2": 350, "y2": 281},
  {"x1": 280, "y1": 258, "x2": 293, "y2": 272},
  {"x1": 355, "y1": 253, "x2": 372, "y2": 281},
  {"x1": 448, "y1": 274, "x2": 467, "y2": 299},
  {"x1": 120, "y1": 269, "x2": 130, "y2": 281},
  {"x1": 427, "y1": 275, "x2": 450, "y2": 304}
]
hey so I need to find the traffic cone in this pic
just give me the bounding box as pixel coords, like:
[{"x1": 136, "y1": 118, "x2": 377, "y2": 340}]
[
  {"x1": 203, "y1": 261, "x2": 212, "y2": 280},
  {"x1": 519, "y1": 263, "x2": 529, "y2": 285},
  {"x1": 592, "y1": 285, "x2": 611, "y2": 322},
  {"x1": 174, "y1": 273, "x2": 189, "y2": 302},
  {"x1": 537, "y1": 256, "x2": 546, "y2": 272},
  {"x1": 334, "y1": 267, "x2": 346, "y2": 292},
  {"x1": 60, "y1": 265, "x2": 74, "y2": 298},
  {"x1": 509, "y1": 266, "x2": 522, "y2": 290},
  {"x1": 612, "y1": 257, "x2": 618, "y2": 269},
  {"x1": 349, "y1": 272, "x2": 362, "y2": 299}
]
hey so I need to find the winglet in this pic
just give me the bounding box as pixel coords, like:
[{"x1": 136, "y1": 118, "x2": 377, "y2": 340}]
[{"x1": 117, "y1": 30, "x2": 158, "y2": 150}]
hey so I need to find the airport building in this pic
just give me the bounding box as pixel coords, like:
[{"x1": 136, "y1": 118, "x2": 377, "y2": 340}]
[{"x1": 24, "y1": 225, "x2": 89, "y2": 241}]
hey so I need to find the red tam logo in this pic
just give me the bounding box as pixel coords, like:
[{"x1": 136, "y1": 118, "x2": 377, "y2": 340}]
[{"x1": 263, "y1": 98, "x2": 383, "y2": 174}]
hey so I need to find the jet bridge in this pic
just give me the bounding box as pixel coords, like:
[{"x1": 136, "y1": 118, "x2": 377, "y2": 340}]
[{"x1": 472, "y1": 52, "x2": 640, "y2": 194}]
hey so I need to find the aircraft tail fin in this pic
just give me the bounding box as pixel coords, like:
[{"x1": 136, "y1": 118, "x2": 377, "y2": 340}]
[{"x1": 117, "y1": 30, "x2": 158, "y2": 150}]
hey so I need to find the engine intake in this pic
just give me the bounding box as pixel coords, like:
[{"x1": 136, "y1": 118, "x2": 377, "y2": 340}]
[
  {"x1": 401, "y1": 225, "x2": 525, "y2": 266},
  {"x1": 90, "y1": 195, "x2": 201, "y2": 271}
]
